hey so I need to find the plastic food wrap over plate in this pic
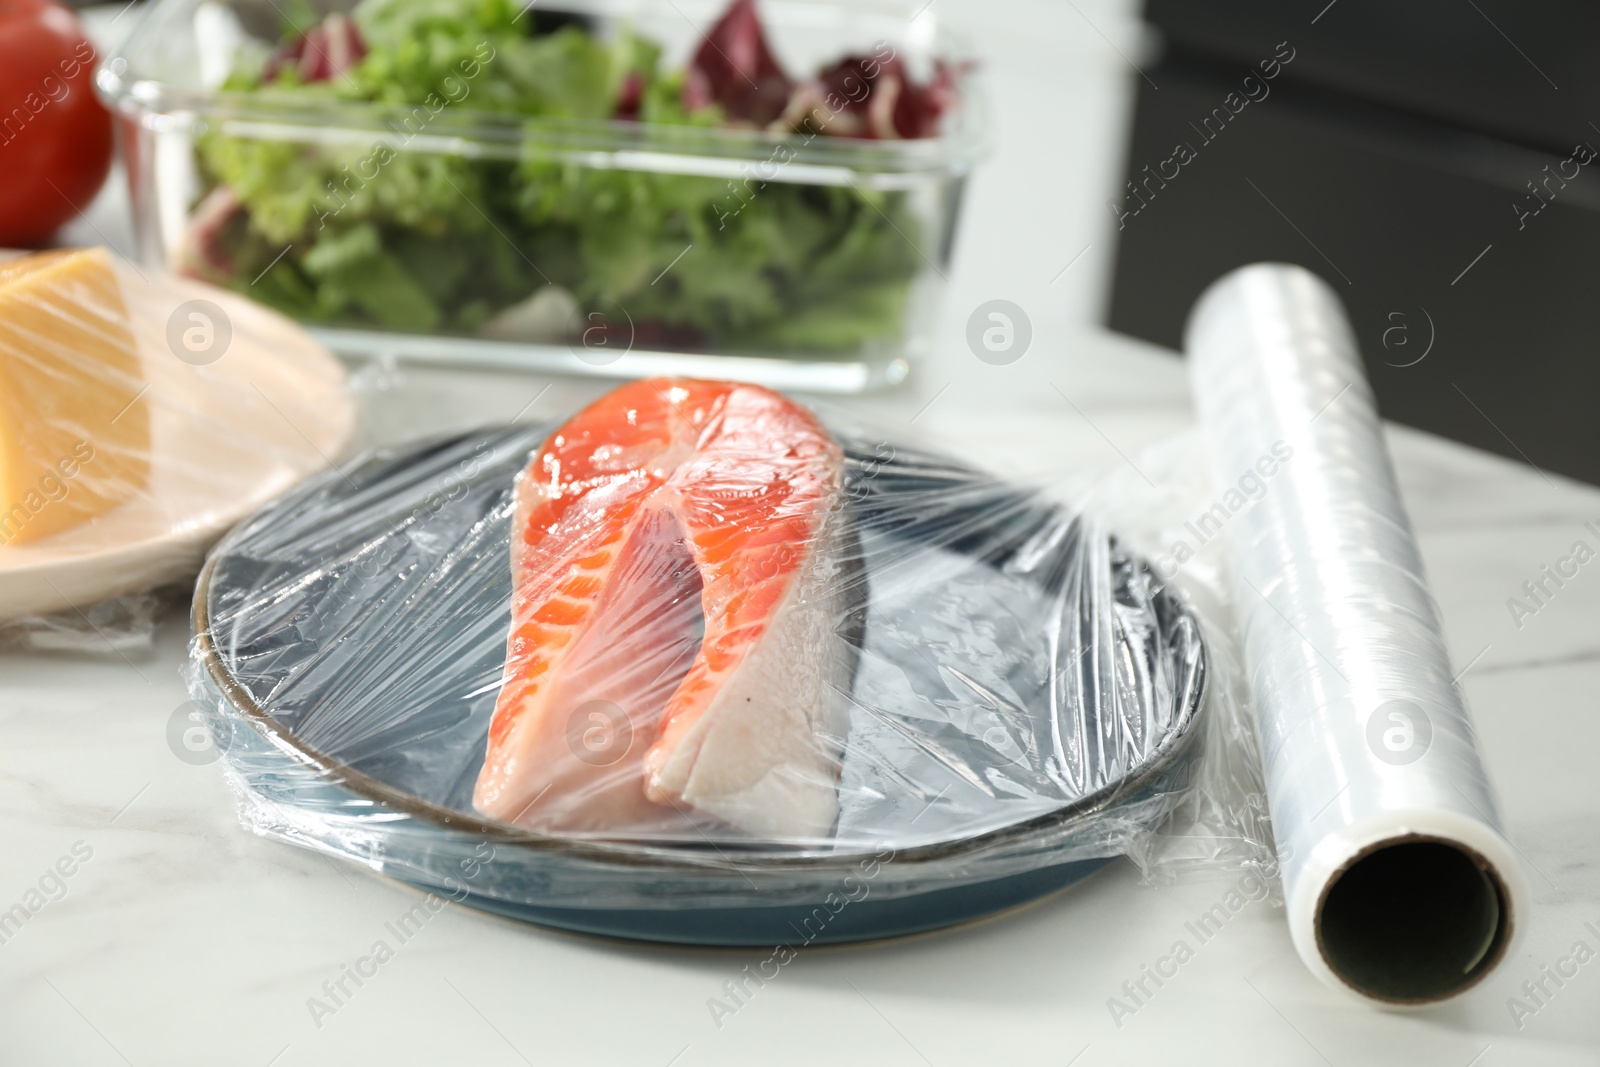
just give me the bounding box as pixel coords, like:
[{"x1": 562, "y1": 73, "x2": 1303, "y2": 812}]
[{"x1": 189, "y1": 383, "x2": 1207, "y2": 943}]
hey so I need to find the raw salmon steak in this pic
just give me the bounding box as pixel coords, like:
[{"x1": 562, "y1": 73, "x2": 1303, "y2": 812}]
[{"x1": 473, "y1": 378, "x2": 857, "y2": 839}]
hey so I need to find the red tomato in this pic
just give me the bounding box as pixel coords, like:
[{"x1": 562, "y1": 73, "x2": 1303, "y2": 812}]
[{"x1": 0, "y1": 0, "x2": 114, "y2": 247}]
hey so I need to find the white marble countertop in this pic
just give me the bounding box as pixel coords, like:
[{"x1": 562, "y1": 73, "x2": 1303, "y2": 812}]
[{"x1": 3, "y1": 1, "x2": 1598, "y2": 1064}]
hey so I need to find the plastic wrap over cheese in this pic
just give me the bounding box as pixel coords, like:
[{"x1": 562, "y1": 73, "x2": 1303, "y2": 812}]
[
  {"x1": 183, "y1": 378, "x2": 1269, "y2": 914},
  {"x1": 0, "y1": 246, "x2": 353, "y2": 648}
]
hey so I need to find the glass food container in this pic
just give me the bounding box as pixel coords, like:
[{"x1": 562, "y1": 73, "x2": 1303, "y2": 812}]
[{"x1": 98, "y1": 0, "x2": 985, "y2": 392}]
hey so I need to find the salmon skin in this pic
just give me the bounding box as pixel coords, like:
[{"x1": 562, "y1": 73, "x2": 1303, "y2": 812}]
[{"x1": 473, "y1": 378, "x2": 858, "y2": 839}]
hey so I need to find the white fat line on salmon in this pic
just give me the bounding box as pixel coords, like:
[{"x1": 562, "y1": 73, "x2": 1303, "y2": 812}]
[
  {"x1": 1105, "y1": 851, "x2": 1286, "y2": 1029},
  {"x1": 0, "y1": 841, "x2": 94, "y2": 948},
  {"x1": 1505, "y1": 921, "x2": 1600, "y2": 1030},
  {"x1": 305, "y1": 842, "x2": 496, "y2": 1029},
  {"x1": 705, "y1": 846, "x2": 895, "y2": 1030}
]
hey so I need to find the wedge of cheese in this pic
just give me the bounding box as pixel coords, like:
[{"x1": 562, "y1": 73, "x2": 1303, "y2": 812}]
[{"x1": 0, "y1": 248, "x2": 150, "y2": 547}]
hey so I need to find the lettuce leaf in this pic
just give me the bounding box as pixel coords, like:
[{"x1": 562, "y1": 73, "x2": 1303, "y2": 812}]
[{"x1": 193, "y1": 0, "x2": 926, "y2": 353}]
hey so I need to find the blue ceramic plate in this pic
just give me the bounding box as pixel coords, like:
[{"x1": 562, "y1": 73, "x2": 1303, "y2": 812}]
[{"x1": 192, "y1": 428, "x2": 1206, "y2": 945}]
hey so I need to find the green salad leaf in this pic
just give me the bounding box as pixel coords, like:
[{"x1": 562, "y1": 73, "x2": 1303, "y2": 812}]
[{"x1": 191, "y1": 0, "x2": 929, "y2": 354}]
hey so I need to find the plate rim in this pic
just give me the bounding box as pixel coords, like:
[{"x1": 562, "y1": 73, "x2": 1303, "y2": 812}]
[
  {"x1": 192, "y1": 433, "x2": 1209, "y2": 876},
  {"x1": 0, "y1": 273, "x2": 356, "y2": 618}
]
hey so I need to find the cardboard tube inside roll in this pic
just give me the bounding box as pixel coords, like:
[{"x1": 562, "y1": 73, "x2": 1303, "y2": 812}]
[{"x1": 1185, "y1": 263, "x2": 1526, "y2": 1006}]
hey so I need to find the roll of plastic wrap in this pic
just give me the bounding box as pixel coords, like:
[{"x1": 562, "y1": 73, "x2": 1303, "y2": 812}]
[{"x1": 1185, "y1": 263, "x2": 1526, "y2": 1005}]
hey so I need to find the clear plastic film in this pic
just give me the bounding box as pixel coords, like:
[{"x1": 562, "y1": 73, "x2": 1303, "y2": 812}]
[
  {"x1": 0, "y1": 587, "x2": 178, "y2": 654},
  {"x1": 185, "y1": 377, "x2": 1234, "y2": 920},
  {"x1": 1186, "y1": 264, "x2": 1527, "y2": 1005},
  {"x1": 1081, "y1": 435, "x2": 1277, "y2": 887},
  {"x1": 0, "y1": 246, "x2": 354, "y2": 648}
]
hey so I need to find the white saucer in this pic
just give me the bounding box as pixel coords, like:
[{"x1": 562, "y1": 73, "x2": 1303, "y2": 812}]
[{"x1": 0, "y1": 260, "x2": 355, "y2": 620}]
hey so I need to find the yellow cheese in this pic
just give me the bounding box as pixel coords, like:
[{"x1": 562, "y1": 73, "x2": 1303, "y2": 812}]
[{"x1": 0, "y1": 248, "x2": 150, "y2": 547}]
